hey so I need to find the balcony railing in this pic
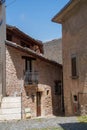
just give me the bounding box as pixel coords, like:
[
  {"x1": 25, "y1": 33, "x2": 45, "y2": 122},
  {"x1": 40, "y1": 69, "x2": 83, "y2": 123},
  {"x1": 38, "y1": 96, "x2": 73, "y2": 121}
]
[{"x1": 24, "y1": 71, "x2": 38, "y2": 85}]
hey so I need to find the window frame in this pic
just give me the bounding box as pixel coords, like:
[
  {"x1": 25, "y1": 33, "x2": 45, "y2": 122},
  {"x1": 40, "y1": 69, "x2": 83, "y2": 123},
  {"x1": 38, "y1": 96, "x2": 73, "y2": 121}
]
[
  {"x1": 25, "y1": 58, "x2": 32, "y2": 72},
  {"x1": 71, "y1": 54, "x2": 78, "y2": 79},
  {"x1": 22, "y1": 56, "x2": 36, "y2": 72}
]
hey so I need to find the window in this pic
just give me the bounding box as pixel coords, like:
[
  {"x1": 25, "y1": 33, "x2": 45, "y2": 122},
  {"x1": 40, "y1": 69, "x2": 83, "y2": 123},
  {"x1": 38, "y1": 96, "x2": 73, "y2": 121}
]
[
  {"x1": 25, "y1": 59, "x2": 32, "y2": 72},
  {"x1": 47, "y1": 90, "x2": 49, "y2": 95},
  {"x1": 7, "y1": 34, "x2": 12, "y2": 41},
  {"x1": 22, "y1": 56, "x2": 36, "y2": 72},
  {"x1": 22, "y1": 56, "x2": 38, "y2": 85},
  {"x1": 54, "y1": 80, "x2": 61, "y2": 95},
  {"x1": 74, "y1": 95, "x2": 78, "y2": 102},
  {"x1": 71, "y1": 55, "x2": 78, "y2": 78},
  {"x1": 24, "y1": 58, "x2": 32, "y2": 85}
]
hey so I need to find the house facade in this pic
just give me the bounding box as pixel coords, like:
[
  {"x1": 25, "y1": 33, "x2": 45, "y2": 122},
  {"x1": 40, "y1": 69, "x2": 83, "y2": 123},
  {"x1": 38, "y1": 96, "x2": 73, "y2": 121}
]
[
  {"x1": 52, "y1": 0, "x2": 87, "y2": 116},
  {"x1": 5, "y1": 25, "x2": 63, "y2": 118}
]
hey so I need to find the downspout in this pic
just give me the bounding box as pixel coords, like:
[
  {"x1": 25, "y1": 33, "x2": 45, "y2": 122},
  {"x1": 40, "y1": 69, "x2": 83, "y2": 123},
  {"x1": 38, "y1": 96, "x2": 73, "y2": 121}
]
[{"x1": 0, "y1": 0, "x2": 6, "y2": 98}]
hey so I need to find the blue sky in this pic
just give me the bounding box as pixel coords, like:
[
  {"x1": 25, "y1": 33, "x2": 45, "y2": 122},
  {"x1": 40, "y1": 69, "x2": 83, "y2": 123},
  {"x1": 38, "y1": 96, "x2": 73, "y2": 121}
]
[{"x1": 6, "y1": 0, "x2": 69, "y2": 42}]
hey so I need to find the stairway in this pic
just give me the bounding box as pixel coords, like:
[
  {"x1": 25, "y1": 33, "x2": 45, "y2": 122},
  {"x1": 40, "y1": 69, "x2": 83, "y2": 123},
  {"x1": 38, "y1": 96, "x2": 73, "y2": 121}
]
[{"x1": 0, "y1": 97, "x2": 21, "y2": 121}]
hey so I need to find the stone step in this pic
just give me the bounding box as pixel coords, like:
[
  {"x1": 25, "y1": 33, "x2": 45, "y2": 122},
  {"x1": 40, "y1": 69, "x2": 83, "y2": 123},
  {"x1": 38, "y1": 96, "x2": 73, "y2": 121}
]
[
  {"x1": 2, "y1": 97, "x2": 21, "y2": 103},
  {"x1": 0, "y1": 108, "x2": 21, "y2": 114},
  {"x1": 1, "y1": 102, "x2": 21, "y2": 108},
  {"x1": 0, "y1": 114, "x2": 21, "y2": 121}
]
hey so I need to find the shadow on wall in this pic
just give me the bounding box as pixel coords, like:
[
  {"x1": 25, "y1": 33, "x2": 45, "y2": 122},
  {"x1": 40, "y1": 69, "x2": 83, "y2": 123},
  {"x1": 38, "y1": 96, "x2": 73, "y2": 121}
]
[
  {"x1": 35, "y1": 58, "x2": 64, "y2": 116},
  {"x1": 7, "y1": 46, "x2": 24, "y2": 80}
]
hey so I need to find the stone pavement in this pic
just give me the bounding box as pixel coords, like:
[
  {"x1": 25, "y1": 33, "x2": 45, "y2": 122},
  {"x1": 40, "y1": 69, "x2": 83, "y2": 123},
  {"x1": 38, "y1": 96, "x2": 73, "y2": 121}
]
[{"x1": 0, "y1": 116, "x2": 87, "y2": 130}]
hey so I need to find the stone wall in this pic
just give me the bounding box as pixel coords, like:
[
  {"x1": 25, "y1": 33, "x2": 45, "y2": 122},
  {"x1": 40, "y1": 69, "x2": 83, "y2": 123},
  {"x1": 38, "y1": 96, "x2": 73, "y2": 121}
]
[
  {"x1": 6, "y1": 45, "x2": 62, "y2": 117},
  {"x1": 62, "y1": 0, "x2": 87, "y2": 115},
  {"x1": 44, "y1": 39, "x2": 62, "y2": 64}
]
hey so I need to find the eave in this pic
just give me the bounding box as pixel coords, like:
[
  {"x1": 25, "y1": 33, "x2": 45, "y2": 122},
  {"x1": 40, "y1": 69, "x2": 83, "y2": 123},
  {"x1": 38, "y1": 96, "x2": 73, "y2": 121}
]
[
  {"x1": 5, "y1": 40, "x2": 62, "y2": 68},
  {"x1": 6, "y1": 25, "x2": 44, "y2": 54},
  {"x1": 6, "y1": 25, "x2": 43, "y2": 46},
  {"x1": 52, "y1": 0, "x2": 81, "y2": 24}
]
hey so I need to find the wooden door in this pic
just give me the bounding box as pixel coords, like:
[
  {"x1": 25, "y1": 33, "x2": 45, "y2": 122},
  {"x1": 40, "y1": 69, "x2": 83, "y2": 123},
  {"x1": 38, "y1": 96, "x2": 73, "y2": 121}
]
[{"x1": 37, "y1": 92, "x2": 41, "y2": 116}]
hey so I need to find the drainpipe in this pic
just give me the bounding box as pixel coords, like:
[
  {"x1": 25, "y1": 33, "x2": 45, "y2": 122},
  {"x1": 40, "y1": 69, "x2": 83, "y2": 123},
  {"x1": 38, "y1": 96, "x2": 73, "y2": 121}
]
[
  {"x1": 20, "y1": 78, "x2": 23, "y2": 119},
  {"x1": 0, "y1": 0, "x2": 6, "y2": 98}
]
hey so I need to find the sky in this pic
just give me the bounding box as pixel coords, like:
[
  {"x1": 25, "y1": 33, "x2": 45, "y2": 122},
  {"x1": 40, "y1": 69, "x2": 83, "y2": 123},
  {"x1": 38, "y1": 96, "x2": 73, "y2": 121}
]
[{"x1": 6, "y1": 0, "x2": 69, "y2": 42}]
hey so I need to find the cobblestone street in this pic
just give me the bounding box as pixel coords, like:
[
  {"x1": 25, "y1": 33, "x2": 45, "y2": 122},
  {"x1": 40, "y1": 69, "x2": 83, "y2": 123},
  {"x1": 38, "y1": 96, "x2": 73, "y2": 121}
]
[{"x1": 0, "y1": 116, "x2": 87, "y2": 130}]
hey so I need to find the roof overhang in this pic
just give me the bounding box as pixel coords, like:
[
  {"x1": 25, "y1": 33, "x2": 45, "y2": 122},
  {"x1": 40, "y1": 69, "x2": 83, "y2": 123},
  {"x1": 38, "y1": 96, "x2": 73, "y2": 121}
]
[
  {"x1": 52, "y1": 0, "x2": 81, "y2": 24},
  {"x1": 5, "y1": 40, "x2": 62, "y2": 67},
  {"x1": 7, "y1": 24, "x2": 44, "y2": 54},
  {"x1": 7, "y1": 25, "x2": 43, "y2": 46}
]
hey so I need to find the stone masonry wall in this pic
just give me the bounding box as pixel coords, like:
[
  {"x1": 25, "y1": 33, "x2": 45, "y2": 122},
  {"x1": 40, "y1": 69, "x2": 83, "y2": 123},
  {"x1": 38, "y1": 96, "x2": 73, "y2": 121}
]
[
  {"x1": 6, "y1": 45, "x2": 62, "y2": 117},
  {"x1": 62, "y1": 0, "x2": 87, "y2": 116},
  {"x1": 44, "y1": 39, "x2": 62, "y2": 64}
]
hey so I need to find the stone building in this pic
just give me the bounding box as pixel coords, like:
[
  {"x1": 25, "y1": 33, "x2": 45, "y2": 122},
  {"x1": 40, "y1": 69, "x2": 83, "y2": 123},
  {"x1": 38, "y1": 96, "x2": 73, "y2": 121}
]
[
  {"x1": 44, "y1": 39, "x2": 62, "y2": 64},
  {"x1": 52, "y1": 0, "x2": 87, "y2": 116},
  {"x1": 5, "y1": 25, "x2": 63, "y2": 119}
]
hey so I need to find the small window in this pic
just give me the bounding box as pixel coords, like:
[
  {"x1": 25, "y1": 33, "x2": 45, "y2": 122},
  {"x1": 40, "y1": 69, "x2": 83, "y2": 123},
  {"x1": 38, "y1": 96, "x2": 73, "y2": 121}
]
[
  {"x1": 54, "y1": 80, "x2": 61, "y2": 95},
  {"x1": 7, "y1": 34, "x2": 12, "y2": 41},
  {"x1": 71, "y1": 55, "x2": 78, "y2": 78},
  {"x1": 47, "y1": 90, "x2": 49, "y2": 95},
  {"x1": 74, "y1": 95, "x2": 78, "y2": 102}
]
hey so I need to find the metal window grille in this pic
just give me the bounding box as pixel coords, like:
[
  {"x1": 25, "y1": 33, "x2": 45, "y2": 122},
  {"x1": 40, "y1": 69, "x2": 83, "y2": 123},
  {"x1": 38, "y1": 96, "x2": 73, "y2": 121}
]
[{"x1": 24, "y1": 71, "x2": 38, "y2": 85}]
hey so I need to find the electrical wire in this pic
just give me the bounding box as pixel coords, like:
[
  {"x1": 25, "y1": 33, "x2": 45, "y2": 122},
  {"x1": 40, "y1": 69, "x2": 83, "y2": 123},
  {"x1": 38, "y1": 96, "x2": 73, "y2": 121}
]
[{"x1": 6, "y1": 0, "x2": 16, "y2": 8}]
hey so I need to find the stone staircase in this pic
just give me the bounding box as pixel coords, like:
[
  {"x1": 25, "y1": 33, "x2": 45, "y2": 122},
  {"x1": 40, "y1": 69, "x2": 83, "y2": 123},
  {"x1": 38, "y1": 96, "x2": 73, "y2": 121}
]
[{"x1": 0, "y1": 97, "x2": 21, "y2": 121}]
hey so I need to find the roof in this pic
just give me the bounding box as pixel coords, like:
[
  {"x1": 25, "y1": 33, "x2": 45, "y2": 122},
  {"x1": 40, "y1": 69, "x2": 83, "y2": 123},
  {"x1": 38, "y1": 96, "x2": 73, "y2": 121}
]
[
  {"x1": 5, "y1": 40, "x2": 62, "y2": 67},
  {"x1": 52, "y1": 0, "x2": 81, "y2": 23},
  {"x1": 7, "y1": 24, "x2": 44, "y2": 54},
  {"x1": 7, "y1": 25, "x2": 43, "y2": 46}
]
